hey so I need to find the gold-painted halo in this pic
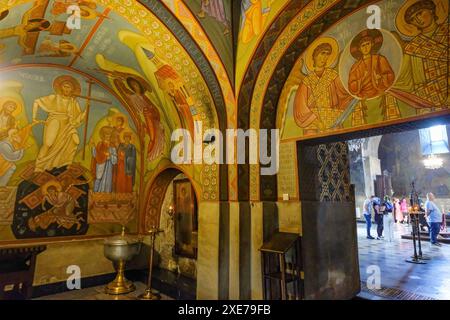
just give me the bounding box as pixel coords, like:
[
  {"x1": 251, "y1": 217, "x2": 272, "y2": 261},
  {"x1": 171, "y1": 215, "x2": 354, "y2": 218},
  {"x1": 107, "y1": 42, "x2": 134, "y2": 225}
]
[
  {"x1": 396, "y1": 0, "x2": 448, "y2": 37},
  {"x1": 0, "y1": 81, "x2": 24, "y2": 117},
  {"x1": 113, "y1": 113, "x2": 128, "y2": 127},
  {"x1": 305, "y1": 37, "x2": 339, "y2": 73},
  {"x1": 53, "y1": 75, "x2": 81, "y2": 96},
  {"x1": 41, "y1": 180, "x2": 63, "y2": 195},
  {"x1": 120, "y1": 130, "x2": 133, "y2": 141},
  {"x1": 0, "y1": 97, "x2": 23, "y2": 117}
]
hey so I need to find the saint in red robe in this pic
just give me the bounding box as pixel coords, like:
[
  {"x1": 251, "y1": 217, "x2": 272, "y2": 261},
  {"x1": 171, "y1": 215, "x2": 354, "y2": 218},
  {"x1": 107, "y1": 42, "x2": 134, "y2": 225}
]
[{"x1": 348, "y1": 55, "x2": 395, "y2": 100}]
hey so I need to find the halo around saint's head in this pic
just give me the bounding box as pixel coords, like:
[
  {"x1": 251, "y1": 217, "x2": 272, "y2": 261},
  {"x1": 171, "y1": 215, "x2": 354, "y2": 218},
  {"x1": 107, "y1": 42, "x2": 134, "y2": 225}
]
[
  {"x1": 305, "y1": 37, "x2": 339, "y2": 72},
  {"x1": 0, "y1": 81, "x2": 24, "y2": 117},
  {"x1": 41, "y1": 180, "x2": 63, "y2": 195},
  {"x1": 396, "y1": 0, "x2": 448, "y2": 37},
  {"x1": 350, "y1": 29, "x2": 383, "y2": 60},
  {"x1": 53, "y1": 75, "x2": 81, "y2": 96}
]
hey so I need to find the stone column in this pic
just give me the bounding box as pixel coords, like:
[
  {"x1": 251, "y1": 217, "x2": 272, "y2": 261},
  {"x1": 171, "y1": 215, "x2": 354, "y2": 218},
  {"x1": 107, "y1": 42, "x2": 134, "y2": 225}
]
[
  {"x1": 196, "y1": 201, "x2": 230, "y2": 299},
  {"x1": 362, "y1": 136, "x2": 382, "y2": 197}
]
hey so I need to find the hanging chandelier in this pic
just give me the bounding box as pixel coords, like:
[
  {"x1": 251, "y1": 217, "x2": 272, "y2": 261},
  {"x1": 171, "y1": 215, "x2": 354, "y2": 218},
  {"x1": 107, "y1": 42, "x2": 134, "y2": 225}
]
[{"x1": 423, "y1": 154, "x2": 443, "y2": 170}]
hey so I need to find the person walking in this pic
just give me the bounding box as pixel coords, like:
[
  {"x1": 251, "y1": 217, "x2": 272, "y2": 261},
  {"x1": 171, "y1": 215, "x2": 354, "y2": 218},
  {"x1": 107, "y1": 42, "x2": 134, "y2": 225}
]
[
  {"x1": 382, "y1": 196, "x2": 395, "y2": 242},
  {"x1": 373, "y1": 196, "x2": 383, "y2": 240},
  {"x1": 363, "y1": 195, "x2": 374, "y2": 239},
  {"x1": 425, "y1": 193, "x2": 443, "y2": 247}
]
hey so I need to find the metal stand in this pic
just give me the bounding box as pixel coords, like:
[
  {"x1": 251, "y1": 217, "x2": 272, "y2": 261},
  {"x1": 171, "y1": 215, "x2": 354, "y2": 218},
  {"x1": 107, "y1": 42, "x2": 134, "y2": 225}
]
[
  {"x1": 138, "y1": 227, "x2": 163, "y2": 300},
  {"x1": 415, "y1": 214, "x2": 430, "y2": 260},
  {"x1": 405, "y1": 213, "x2": 426, "y2": 264}
]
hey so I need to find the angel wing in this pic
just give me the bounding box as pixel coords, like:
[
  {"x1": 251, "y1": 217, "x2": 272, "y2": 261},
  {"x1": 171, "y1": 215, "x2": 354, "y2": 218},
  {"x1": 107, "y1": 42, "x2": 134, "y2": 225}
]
[
  {"x1": 278, "y1": 58, "x2": 306, "y2": 137},
  {"x1": 143, "y1": 100, "x2": 165, "y2": 162}
]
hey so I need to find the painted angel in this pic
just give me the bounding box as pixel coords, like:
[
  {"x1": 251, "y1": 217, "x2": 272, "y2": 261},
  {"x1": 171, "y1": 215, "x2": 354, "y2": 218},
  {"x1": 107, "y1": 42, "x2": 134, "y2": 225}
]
[
  {"x1": 111, "y1": 72, "x2": 165, "y2": 162},
  {"x1": 291, "y1": 38, "x2": 354, "y2": 136}
]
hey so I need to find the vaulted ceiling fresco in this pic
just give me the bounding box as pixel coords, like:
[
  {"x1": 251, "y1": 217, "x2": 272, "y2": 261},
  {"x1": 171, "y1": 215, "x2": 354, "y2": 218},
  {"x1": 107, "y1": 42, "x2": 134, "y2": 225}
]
[
  {"x1": 0, "y1": 0, "x2": 227, "y2": 242},
  {"x1": 0, "y1": 0, "x2": 220, "y2": 131},
  {"x1": 236, "y1": 0, "x2": 449, "y2": 201},
  {"x1": 0, "y1": 0, "x2": 448, "y2": 243}
]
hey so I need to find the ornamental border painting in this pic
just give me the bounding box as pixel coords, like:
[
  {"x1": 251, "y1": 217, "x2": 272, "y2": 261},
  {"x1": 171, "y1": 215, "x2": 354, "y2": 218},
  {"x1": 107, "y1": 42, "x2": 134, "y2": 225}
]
[{"x1": 278, "y1": 0, "x2": 449, "y2": 142}]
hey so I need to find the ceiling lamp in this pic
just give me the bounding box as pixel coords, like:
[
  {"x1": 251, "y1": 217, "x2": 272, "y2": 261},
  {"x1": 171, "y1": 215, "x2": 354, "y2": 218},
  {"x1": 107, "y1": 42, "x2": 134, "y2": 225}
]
[{"x1": 423, "y1": 154, "x2": 443, "y2": 170}]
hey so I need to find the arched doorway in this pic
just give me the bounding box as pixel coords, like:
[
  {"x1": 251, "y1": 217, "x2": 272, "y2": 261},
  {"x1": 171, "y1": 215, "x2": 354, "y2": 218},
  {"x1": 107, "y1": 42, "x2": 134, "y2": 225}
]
[{"x1": 143, "y1": 168, "x2": 199, "y2": 290}]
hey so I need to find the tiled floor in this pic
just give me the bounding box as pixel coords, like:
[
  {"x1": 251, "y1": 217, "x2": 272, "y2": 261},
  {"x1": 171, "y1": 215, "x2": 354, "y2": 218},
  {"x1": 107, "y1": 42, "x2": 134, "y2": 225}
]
[
  {"x1": 35, "y1": 281, "x2": 172, "y2": 300},
  {"x1": 357, "y1": 222, "x2": 450, "y2": 300}
]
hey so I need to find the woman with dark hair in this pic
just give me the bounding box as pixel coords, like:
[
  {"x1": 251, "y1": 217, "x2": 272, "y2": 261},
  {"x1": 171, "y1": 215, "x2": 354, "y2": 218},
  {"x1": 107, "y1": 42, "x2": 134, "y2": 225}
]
[
  {"x1": 372, "y1": 196, "x2": 383, "y2": 240},
  {"x1": 382, "y1": 196, "x2": 395, "y2": 242}
]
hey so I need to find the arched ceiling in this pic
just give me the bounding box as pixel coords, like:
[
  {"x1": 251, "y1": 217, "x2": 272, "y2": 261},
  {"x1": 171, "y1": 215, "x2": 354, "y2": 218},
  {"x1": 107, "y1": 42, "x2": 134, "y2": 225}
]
[
  {"x1": 236, "y1": 0, "x2": 377, "y2": 201},
  {"x1": 237, "y1": 0, "x2": 449, "y2": 202},
  {"x1": 4, "y1": 0, "x2": 443, "y2": 204},
  {"x1": 0, "y1": 0, "x2": 228, "y2": 138}
]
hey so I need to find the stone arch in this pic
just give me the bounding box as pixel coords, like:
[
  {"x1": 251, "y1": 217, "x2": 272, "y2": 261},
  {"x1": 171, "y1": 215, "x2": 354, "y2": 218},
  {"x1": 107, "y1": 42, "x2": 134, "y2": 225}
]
[{"x1": 142, "y1": 167, "x2": 199, "y2": 233}]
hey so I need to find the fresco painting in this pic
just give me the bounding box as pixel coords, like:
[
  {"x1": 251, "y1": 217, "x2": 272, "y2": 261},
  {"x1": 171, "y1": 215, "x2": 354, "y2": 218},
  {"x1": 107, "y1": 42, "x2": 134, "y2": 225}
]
[
  {"x1": 235, "y1": 0, "x2": 287, "y2": 93},
  {"x1": 0, "y1": 0, "x2": 221, "y2": 241},
  {"x1": 0, "y1": 0, "x2": 445, "y2": 243},
  {"x1": 279, "y1": 0, "x2": 449, "y2": 141},
  {"x1": 239, "y1": 0, "x2": 273, "y2": 44},
  {"x1": 0, "y1": 68, "x2": 139, "y2": 240},
  {"x1": 184, "y1": 0, "x2": 233, "y2": 82}
]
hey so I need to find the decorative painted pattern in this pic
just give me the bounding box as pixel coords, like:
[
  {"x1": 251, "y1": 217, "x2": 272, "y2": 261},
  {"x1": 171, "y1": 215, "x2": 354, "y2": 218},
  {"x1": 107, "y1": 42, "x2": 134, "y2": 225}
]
[
  {"x1": 317, "y1": 142, "x2": 351, "y2": 202},
  {"x1": 237, "y1": 0, "x2": 307, "y2": 201},
  {"x1": 250, "y1": 0, "x2": 338, "y2": 131},
  {"x1": 161, "y1": 0, "x2": 237, "y2": 200},
  {"x1": 249, "y1": 0, "x2": 338, "y2": 200},
  {"x1": 249, "y1": 0, "x2": 373, "y2": 200}
]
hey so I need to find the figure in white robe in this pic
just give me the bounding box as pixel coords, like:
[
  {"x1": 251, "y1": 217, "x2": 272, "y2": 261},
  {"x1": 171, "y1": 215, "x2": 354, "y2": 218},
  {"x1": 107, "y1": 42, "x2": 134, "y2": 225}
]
[{"x1": 32, "y1": 76, "x2": 86, "y2": 172}]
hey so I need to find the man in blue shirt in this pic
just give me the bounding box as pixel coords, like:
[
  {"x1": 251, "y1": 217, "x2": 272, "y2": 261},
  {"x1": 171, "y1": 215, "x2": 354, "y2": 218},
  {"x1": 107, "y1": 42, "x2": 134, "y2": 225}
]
[{"x1": 425, "y1": 193, "x2": 443, "y2": 246}]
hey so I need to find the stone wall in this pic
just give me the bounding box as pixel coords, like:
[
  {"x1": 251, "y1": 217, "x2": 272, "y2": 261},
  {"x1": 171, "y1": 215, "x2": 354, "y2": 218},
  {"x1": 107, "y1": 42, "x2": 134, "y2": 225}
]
[
  {"x1": 154, "y1": 174, "x2": 197, "y2": 279},
  {"x1": 32, "y1": 239, "x2": 148, "y2": 286}
]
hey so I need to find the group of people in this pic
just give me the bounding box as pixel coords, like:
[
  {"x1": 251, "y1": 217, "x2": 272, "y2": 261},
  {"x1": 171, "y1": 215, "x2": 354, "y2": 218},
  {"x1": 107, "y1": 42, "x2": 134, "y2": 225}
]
[
  {"x1": 91, "y1": 116, "x2": 137, "y2": 194},
  {"x1": 363, "y1": 195, "x2": 395, "y2": 241},
  {"x1": 362, "y1": 193, "x2": 444, "y2": 246}
]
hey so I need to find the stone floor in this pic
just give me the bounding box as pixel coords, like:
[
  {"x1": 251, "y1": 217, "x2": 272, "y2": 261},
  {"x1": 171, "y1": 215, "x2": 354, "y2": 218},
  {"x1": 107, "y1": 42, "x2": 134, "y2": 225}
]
[
  {"x1": 35, "y1": 281, "x2": 172, "y2": 300},
  {"x1": 357, "y1": 222, "x2": 450, "y2": 300},
  {"x1": 33, "y1": 223, "x2": 450, "y2": 300}
]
